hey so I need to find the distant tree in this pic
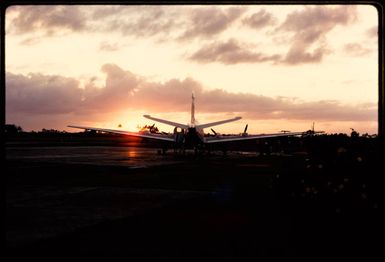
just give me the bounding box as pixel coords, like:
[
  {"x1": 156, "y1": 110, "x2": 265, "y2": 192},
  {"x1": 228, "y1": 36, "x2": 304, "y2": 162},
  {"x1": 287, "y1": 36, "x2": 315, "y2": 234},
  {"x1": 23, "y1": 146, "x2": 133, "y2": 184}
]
[
  {"x1": 350, "y1": 128, "x2": 359, "y2": 138},
  {"x1": 5, "y1": 124, "x2": 23, "y2": 134},
  {"x1": 40, "y1": 128, "x2": 60, "y2": 133}
]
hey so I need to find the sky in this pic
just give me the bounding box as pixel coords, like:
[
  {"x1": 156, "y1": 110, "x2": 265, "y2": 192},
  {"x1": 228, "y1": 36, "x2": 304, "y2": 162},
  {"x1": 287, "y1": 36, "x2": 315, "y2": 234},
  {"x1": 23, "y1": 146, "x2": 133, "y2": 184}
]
[{"x1": 5, "y1": 4, "x2": 379, "y2": 134}]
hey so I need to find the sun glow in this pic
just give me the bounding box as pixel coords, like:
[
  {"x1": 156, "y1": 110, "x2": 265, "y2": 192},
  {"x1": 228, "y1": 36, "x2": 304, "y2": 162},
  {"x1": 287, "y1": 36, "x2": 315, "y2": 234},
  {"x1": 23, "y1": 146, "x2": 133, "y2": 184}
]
[{"x1": 5, "y1": 5, "x2": 378, "y2": 134}]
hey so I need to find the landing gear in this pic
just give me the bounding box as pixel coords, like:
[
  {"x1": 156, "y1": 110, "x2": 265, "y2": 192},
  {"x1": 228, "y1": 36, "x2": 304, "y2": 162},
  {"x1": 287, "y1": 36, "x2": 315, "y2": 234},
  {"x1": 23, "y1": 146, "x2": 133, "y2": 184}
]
[
  {"x1": 173, "y1": 144, "x2": 185, "y2": 155},
  {"x1": 173, "y1": 127, "x2": 186, "y2": 155},
  {"x1": 157, "y1": 147, "x2": 168, "y2": 155},
  {"x1": 222, "y1": 149, "x2": 227, "y2": 156},
  {"x1": 219, "y1": 144, "x2": 228, "y2": 156},
  {"x1": 193, "y1": 144, "x2": 208, "y2": 157}
]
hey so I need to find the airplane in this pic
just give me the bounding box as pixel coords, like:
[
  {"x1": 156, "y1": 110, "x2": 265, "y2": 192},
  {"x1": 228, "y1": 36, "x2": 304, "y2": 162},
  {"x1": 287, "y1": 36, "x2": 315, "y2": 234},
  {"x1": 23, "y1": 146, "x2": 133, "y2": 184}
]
[{"x1": 68, "y1": 93, "x2": 323, "y2": 152}]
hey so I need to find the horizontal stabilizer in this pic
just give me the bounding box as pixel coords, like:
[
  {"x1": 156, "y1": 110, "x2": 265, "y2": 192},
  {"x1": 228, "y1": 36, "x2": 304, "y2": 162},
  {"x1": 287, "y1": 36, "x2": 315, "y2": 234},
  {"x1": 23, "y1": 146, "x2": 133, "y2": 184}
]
[
  {"x1": 196, "y1": 117, "x2": 242, "y2": 129},
  {"x1": 143, "y1": 115, "x2": 189, "y2": 129}
]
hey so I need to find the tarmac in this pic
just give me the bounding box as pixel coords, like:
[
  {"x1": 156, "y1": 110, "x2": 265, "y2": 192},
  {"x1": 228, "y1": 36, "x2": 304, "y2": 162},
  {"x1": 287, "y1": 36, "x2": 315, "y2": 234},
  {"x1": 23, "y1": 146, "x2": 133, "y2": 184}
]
[{"x1": 6, "y1": 145, "x2": 383, "y2": 259}]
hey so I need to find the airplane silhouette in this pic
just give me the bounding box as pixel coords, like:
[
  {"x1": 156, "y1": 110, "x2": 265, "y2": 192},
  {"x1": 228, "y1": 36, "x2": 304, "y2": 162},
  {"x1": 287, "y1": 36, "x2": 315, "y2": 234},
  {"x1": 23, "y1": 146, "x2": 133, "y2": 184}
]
[{"x1": 68, "y1": 93, "x2": 323, "y2": 150}]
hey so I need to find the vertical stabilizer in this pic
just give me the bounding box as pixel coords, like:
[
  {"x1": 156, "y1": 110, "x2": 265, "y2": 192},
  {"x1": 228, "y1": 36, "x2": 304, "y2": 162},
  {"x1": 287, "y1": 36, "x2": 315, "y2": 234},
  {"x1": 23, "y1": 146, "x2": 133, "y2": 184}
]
[{"x1": 191, "y1": 92, "x2": 195, "y2": 126}]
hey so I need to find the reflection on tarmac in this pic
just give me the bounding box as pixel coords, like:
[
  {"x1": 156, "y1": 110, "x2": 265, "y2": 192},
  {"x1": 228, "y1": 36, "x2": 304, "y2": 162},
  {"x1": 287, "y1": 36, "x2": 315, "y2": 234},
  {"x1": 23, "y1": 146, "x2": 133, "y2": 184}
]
[
  {"x1": 6, "y1": 146, "x2": 256, "y2": 168},
  {"x1": 6, "y1": 146, "x2": 183, "y2": 168}
]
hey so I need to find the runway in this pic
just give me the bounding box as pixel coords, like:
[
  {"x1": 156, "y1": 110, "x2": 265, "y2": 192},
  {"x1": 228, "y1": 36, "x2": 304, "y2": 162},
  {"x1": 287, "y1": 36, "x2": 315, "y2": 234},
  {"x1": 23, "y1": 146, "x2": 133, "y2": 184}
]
[
  {"x1": 6, "y1": 146, "x2": 182, "y2": 168},
  {"x1": 6, "y1": 145, "x2": 261, "y2": 167},
  {"x1": 6, "y1": 145, "x2": 282, "y2": 257},
  {"x1": 6, "y1": 144, "x2": 382, "y2": 258}
]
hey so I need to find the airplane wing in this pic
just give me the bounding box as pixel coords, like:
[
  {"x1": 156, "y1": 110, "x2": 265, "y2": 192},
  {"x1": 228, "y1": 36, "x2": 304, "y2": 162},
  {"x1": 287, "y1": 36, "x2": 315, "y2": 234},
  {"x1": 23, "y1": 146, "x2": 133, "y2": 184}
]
[
  {"x1": 143, "y1": 115, "x2": 189, "y2": 129},
  {"x1": 204, "y1": 131, "x2": 315, "y2": 144},
  {"x1": 196, "y1": 117, "x2": 242, "y2": 129},
  {"x1": 67, "y1": 125, "x2": 175, "y2": 142}
]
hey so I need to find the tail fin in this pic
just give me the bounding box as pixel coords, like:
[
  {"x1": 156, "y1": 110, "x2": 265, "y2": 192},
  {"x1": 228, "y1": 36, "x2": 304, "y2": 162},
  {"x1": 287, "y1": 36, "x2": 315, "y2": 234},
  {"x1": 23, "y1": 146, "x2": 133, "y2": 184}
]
[{"x1": 190, "y1": 92, "x2": 195, "y2": 126}]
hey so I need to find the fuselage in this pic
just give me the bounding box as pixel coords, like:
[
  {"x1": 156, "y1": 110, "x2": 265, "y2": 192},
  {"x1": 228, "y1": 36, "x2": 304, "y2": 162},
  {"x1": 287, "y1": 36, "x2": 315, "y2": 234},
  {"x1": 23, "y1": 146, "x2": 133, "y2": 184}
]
[{"x1": 184, "y1": 127, "x2": 205, "y2": 147}]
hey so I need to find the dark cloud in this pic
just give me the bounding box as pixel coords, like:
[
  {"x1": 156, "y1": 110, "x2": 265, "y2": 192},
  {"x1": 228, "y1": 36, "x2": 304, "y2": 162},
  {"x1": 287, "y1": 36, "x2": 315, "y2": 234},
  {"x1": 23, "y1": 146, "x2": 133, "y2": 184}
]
[
  {"x1": 189, "y1": 39, "x2": 281, "y2": 64},
  {"x1": 6, "y1": 64, "x2": 140, "y2": 116},
  {"x1": 251, "y1": 100, "x2": 376, "y2": 122},
  {"x1": 242, "y1": 9, "x2": 276, "y2": 30},
  {"x1": 8, "y1": 6, "x2": 86, "y2": 35},
  {"x1": 6, "y1": 72, "x2": 83, "y2": 114},
  {"x1": 7, "y1": 6, "x2": 245, "y2": 41},
  {"x1": 197, "y1": 92, "x2": 375, "y2": 122},
  {"x1": 343, "y1": 43, "x2": 372, "y2": 56},
  {"x1": 279, "y1": 5, "x2": 356, "y2": 32},
  {"x1": 6, "y1": 5, "x2": 175, "y2": 38},
  {"x1": 91, "y1": 5, "x2": 126, "y2": 19},
  {"x1": 179, "y1": 6, "x2": 246, "y2": 40},
  {"x1": 112, "y1": 7, "x2": 177, "y2": 39},
  {"x1": 283, "y1": 42, "x2": 329, "y2": 64},
  {"x1": 278, "y1": 5, "x2": 357, "y2": 65},
  {"x1": 188, "y1": 6, "x2": 358, "y2": 65},
  {"x1": 7, "y1": 4, "x2": 362, "y2": 63},
  {"x1": 80, "y1": 64, "x2": 141, "y2": 111},
  {"x1": 6, "y1": 64, "x2": 376, "y2": 131},
  {"x1": 6, "y1": 5, "x2": 183, "y2": 41}
]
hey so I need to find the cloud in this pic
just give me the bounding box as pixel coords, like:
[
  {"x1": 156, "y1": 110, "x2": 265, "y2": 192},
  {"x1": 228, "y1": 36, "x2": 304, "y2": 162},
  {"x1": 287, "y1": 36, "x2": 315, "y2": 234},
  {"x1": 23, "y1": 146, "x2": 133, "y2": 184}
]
[
  {"x1": 343, "y1": 43, "x2": 372, "y2": 56},
  {"x1": 279, "y1": 5, "x2": 356, "y2": 32},
  {"x1": 85, "y1": 6, "x2": 181, "y2": 40},
  {"x1": 99, "y1": 41, "x2": 120, "y2": 52},
  {"x1": 132, "y1": 77, "x2": 203, "y2": 111},
  {"x1": 80, "y1": 64, "x2": 141, "y2": 112},
  {"x1": 7, "y1": 5, "x2": 181, "y2": 41},
  {"x1": 195, "y1": 91, "x2": 375, "y2": 122},
  {"x1": 283, "y1": 41, "x2": 330, "y2": 64},
  {"x1": 116, "y1": 8, "x2": 177, "y2": 38},
  {"x1": 7, "y1": 6, "x2": 246, "y2": 42},
  {"x1": 91, "y1": 5, "x2": 126, "y2": 19},
  {"x1": 6, "y1": 5, "x2": 364, "y2": 66},
  {"x1": 6, "y1": 64, "x2": 376, "y2": 131},
  {"x1": 90, "y1": 6, "x2": 247, "y2": 41},
  {"x1": 6, "y1": 72, "x2": 83, "y2": 114},
  {"x1": 6, "y1": 64, "x2": 141, "y2": 116},
  {"x1": 189, "y1": 39, "x2": 281, "y2": 64},
  {"x1": 7, "y1": 6, "x2": 86, "y2": 35},
  {"x1": 278, "y1": 5, "x2": 357, "y2": 64},
  {"x1": 19, "y1": 37, "x2": 41, "y2": 45},
  {"x1": 179, "y1": 6, "x2": 246, "y2": 40},
  {"x1": 252, "y1": 100, "x2": 376, "y2": 122},
  {"x1": 188, "y1": 6, "x2": 358, "y2": 65},
  {"x1": 366, "y1": 26, "x2": 378, "y2": 38},
  {"x1": 242, "y1": 9, "x2": 276, "y2": 29}
]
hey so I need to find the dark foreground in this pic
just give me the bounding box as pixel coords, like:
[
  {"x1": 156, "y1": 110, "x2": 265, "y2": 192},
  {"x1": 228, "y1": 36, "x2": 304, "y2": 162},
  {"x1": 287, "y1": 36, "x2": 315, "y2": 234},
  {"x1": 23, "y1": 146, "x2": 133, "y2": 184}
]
[{"x1": 6, "y1": 144, "x2": 384, "y2": 259}]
